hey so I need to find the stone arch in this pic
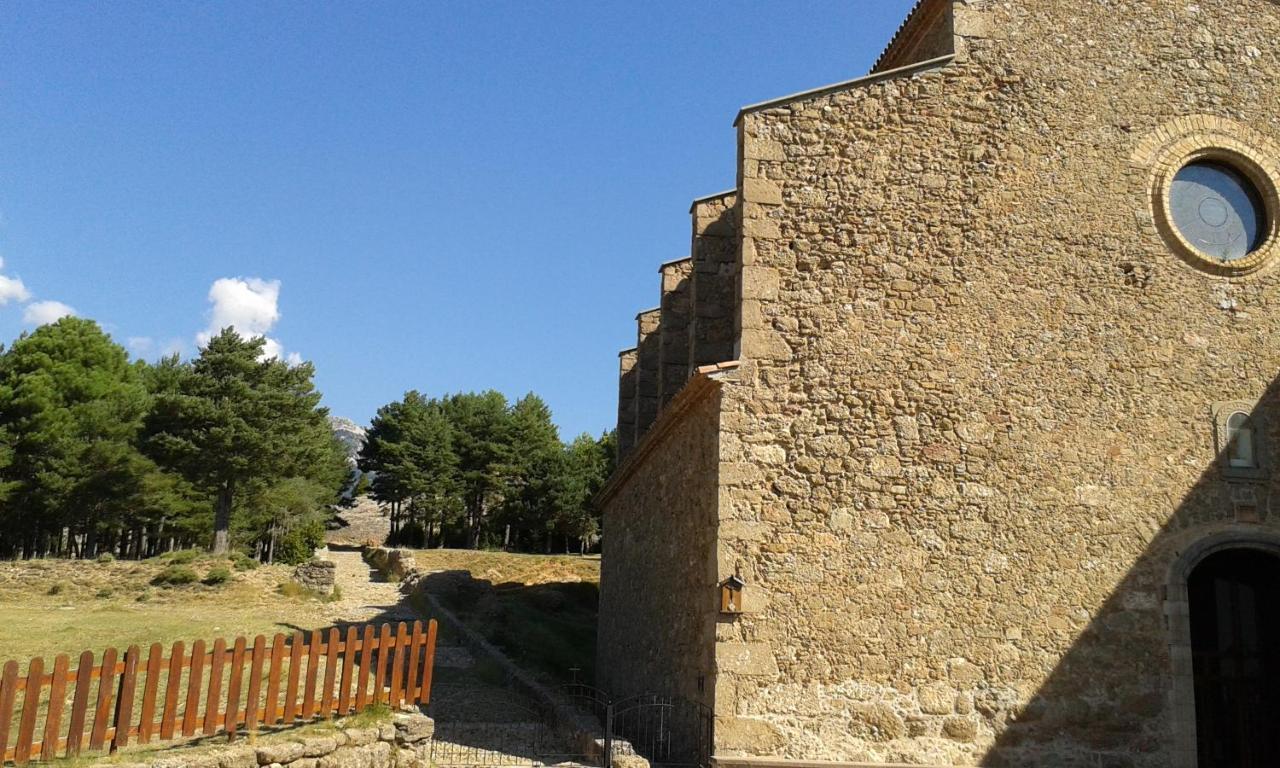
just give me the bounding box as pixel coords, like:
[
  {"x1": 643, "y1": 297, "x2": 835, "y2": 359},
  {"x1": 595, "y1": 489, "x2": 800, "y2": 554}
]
[{"x1": 1165, "y1": 526, "x2": 1280, "y2": 768}]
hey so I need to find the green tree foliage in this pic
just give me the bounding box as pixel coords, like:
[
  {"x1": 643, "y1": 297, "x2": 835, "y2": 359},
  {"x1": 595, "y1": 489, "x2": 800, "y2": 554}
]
[
  {"x1": 555, "y1": 431, "x2": 616, "y2": 552},
  {"x1": 358, "y1": 386, "x2": 616, "y2": 554},
  {"x1": 0, "y1": 318, "x2": 205, "y2": 558},
  {"x1": 145, "y1": 329, "x2": 346, "y2": 555},
  {"x1": 443, "y1": 391, "x2": 512, "y2": 549}
]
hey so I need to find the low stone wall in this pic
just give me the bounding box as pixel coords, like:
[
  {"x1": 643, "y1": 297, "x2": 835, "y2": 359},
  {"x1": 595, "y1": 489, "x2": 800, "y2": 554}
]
[
  {"x1": 110, "y1": 712, "x2": 434, "y2": 768},
  {"x1": 363, "y1": 547, "x2": 417, "y2": 581},
  {"x1": 363, "y1": 547, "x2": 647, "y2": 768},
  {"x1": 292, "y1": 558, "x2": 337, "y2": 594}
]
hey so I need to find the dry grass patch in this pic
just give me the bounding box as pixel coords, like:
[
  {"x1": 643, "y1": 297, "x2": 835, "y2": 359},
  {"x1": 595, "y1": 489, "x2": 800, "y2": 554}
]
[
  {"x1": 0, "y1": 553, "x2": 346, "y2": 670},
  {"x1": 410, "y1": 549, "x2": 599, "y2": 587}
]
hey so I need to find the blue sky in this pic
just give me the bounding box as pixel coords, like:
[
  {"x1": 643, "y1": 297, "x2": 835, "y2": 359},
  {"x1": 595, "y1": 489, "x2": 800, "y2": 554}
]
[{"x1": 0, "y1": 1, "x2": 916, "y2": 439}]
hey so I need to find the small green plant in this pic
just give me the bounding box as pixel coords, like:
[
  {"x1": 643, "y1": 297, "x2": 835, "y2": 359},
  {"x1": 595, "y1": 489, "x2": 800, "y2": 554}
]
[
  {"x1": 229, "y1": 552, "x2": 258, "y2": 571},
  {"x1": 278, "y1": 580, "x2": 307, "y2": 598},
  {"x1": 95, "y1": 552, "x2": 116, "y2": 564},
  {"x1": 152, "y1": 565, "x2": 199, "y2": 586},
  {"x1": 136, "y1": 590, "x2": 152, "y2": 602},
  {"x1": 342, "y1": 701, "x2": 391, "y2": 727},
  {"x1": 95, "y1": 587, "x2": 114, "y2": 599},
  {"x1": 202, "y1": 566, "x2": 232, "y2": 586},
  {"x1": 166, "y1": 549, "x2": 200, "y2": 565},
  {"x1": 47, "y1": 582, "x2": 67, "y2": 596}
]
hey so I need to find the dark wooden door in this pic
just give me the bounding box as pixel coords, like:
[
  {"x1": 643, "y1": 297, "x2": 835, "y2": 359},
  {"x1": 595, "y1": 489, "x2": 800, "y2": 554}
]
[{"x1": 1190, "y1": 549, "x2": 1280, "y2": 767}]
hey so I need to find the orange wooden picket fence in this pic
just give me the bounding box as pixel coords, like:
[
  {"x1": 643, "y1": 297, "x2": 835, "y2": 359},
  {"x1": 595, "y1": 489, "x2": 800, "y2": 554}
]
[{"x1": 0, "y1": 619, "x2": 437, "y2": 766}]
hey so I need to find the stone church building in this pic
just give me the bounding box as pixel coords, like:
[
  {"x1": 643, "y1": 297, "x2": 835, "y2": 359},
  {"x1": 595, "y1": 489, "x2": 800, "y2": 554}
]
[{"x1": 596, "y1": 1, "x2": 1280, "y2": 766}]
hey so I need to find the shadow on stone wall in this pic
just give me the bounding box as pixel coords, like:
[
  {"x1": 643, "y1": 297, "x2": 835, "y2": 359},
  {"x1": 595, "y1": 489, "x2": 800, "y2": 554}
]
[{"x1": 980, "y1": 375, "x2": 1280, "y2": 766}]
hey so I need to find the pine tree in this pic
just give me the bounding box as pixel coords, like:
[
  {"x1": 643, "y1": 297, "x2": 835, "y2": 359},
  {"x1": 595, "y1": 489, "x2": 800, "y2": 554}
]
[
  {"x1": 0, "y1": 318, "x2": 157, "y2": 557},
  {"x1": 442, "y1": 391, "x2": 511, "y2": 549},
  {"x1": 499, "y1": 394, "x2": 566, "y2": 551},
  {"x1": 144, "y1": 329, "x2": 339, "y2": 554},
  {"x1": 556, "y1": 431, "x2": 615, "y2": 553}
]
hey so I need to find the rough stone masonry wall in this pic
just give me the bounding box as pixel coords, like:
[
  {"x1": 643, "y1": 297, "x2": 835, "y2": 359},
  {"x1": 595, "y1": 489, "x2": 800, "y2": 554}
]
[
  {"x1": 718, "y1": 0, "x2": 1280, "y2": 766},
  {"x1": 635, "y1": 309, "x2": 662, "y2": 438},
  {"x1": 618, "y1": 348, "x2": 639, "y2": 458},
  {"x1": 598, "y1": 381, "x2": 722, "y2": 710},
  {"x1": 689, "y1": 193, "x2": 740, "y2": 371},
  {"x1": 658, "y1": 259, "x2": 694, "y2": 411}
]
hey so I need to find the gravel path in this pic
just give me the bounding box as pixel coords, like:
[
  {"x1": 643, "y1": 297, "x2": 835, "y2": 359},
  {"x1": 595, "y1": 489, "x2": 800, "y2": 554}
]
[{"x1": 317, "y1": 547, "x2": 418, "y2": 624}]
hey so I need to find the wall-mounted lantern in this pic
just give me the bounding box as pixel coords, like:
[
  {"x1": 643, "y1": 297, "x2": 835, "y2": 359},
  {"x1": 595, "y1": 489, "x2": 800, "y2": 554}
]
[{"x1": 720, "y1": 575, "x2": 746, "y2": 615}]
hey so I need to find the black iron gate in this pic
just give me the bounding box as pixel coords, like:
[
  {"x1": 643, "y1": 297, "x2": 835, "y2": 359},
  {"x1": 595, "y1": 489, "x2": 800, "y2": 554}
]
[
  {"x1": 608, "y1": 693, "x2": 713, "y2": 768},
  {"x1": 562, "y1": 685, "x2": 713, "y2": 768}
]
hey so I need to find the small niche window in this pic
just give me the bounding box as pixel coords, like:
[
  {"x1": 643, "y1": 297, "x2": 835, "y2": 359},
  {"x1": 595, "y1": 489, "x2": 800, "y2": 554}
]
[
  {"x1": 1214, "y1": 402, "x2": 1266, "y2": 479},
  {"x1": 1227, "y1": 412, "x2": 1257, "y2": 469}
]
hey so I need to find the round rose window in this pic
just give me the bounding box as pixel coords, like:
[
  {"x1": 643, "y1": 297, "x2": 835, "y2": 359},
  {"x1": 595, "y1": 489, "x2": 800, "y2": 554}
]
[{"x1": 1169, "y1": 161, "x2": 1267, "y2": 261}]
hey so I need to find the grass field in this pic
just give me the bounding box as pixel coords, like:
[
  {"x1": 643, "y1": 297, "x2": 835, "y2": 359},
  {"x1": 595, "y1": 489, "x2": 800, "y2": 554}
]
[
  {"x1": 410, "y1": 549, "x2": 599, "y2": 686},
  {"x1": 0, "y1": 553, "x2": 343, "y2": 669}
]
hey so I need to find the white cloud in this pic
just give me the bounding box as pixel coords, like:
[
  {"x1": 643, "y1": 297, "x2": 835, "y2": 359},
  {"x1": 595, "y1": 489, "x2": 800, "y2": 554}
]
[
  {"x1": 198, "y1": 277, "x2": 281, "y2": 345},
  {"x1": 260, "y1": 335, "x2": 285, "y2": 360},
  {"x1": 23, "y1": 300, "x2": 76, "y2": 326},
  {"x1": 198, "y1": 277, "x2": 295, "y2": 362},
  {"x1": 128, "y1": 336, "x2": 155, "y2": 355},
  {"x1": 286, "y1": 351, "x2": 304, "y2": 367},
  {"x1": 0, "y1": 275, "x2": 31, "y2": 306}
]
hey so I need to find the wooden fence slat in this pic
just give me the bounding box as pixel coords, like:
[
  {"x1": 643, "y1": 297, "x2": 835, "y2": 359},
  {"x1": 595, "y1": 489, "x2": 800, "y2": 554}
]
[
  {"x1": 224, "y1": 637, "x2": 247, "y2": 739},
  {"x1": 244, "y1": 636, "x2": 266, "y2": 735},
  {"x1": 355, "y1": 625, "x2": 375, "y2": 710},
  {"x1": 320, "y1": 628, "x2": 339, "y2": 718},
  {"x1": 0, "y1": 618, "x2": 439, "y2": 764},
  {"x1": 263, "y1": 635, "x2": 286, "y2": 725},
  {"x1": 112, "y1": 645, "x2": 141, "y2": 750},
  {"x1": 65, "y1": 651, "x2": 94, "y2": 757},
  {"x1": 373, "y1": 624, "x2": 392, "y2": 704},
  {"x1": 389, "y1": 622, "x2": 408, "y2": 707},
  {"x1": 404, "y1": 622, "x2": 424, "y2": 706},
  {"x1": 419, "y1": 620, "x2": 438, "y2": 705},
  {"x1": 181, "y1": 640, "x2": 205, "y2": 737},
  {"x1": 159, "y1": 642, "x2": 184, "y2": 741},
  {"x1": 40, "y1": 654, "x2": 70, "y2": 761},
  {"x1": 301, "y1": 629, "x2": 321, "y2": 720},
  {"x1": 137, "y1": 643, "x2": 163, "y2": 744},
  {"x1": 282, "y1": 631, "x2": 304, "y2": 724},
  {"x1": 14, "y1": 656, "x2": 44, "y2": 765},
  {"x1": 0, "y1": 660, "x2": 19, "y2": 762},
  {"x1": 337, "y1": 626, "x2": 357, "y2": 716},
  {"x1": 202, "y1": 639, "x2": 226, "y2": 735},
  {"x1": 89, "y1": 647, "x2": 119, "y2": 751}
]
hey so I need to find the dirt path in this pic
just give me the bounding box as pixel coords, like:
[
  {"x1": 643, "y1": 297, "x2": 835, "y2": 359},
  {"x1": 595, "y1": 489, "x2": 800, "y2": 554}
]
[{"x1": 317, "y1": 547, "x2": 418, "y2": 624}]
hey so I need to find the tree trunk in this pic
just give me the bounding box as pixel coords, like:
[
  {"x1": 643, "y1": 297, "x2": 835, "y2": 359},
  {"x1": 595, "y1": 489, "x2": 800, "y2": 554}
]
[{"x1": 212, "y1": 481, "x2": 234, "y2": 554}]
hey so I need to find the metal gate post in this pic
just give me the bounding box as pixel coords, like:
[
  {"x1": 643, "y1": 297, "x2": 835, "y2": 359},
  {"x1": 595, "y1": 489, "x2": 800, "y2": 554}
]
[{"x1": 604, "y1": 701, "x2": 614, "y2": 768}]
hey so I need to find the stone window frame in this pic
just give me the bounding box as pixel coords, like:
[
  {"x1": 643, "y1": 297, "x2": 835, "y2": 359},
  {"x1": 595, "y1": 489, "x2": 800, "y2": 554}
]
[
  {"x1": 1141, "y1": 122, "x2": 1280, "y2": 277},
  {"x1": 1165, "y1": 528, "x2": 1280, "y2": 768},
  {"x1": 1212, "y1": 400, "x2": 1267, "y2": 480}
]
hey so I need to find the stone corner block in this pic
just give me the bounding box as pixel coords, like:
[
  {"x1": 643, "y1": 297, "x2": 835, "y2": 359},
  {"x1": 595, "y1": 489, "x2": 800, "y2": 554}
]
[
  {"x1": 393, "y1": 712, "x2": 436, "y2": 744},
  {"x1": 714, "y1": 715, "x2": 786, "y2": 754},
  {"x1": 716, "y1": 642, "x2": 779, "y2": 678}
]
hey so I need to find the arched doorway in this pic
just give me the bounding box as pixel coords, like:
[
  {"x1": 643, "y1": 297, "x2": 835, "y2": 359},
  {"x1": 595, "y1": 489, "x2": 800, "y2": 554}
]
[{"x1": 1189, "y1": 548, "x2": 1280, "y2": 766}]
